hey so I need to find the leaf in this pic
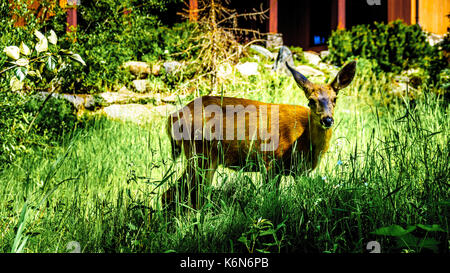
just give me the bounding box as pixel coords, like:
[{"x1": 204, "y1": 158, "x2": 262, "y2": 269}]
[
  {"x1": 10, "y1": 76, "x2": 24, "y2": 91},
  {"x1": 15, "y1": 67, "x2": 27, "y2": 82},
  {"x1": 371, "y1": 225, "x2": 416, "y2": 237},
  {"x1": 27, "y1": 70, "x2": 37, "y2": 77},
  {"x1": 35, "y1": 37, "x2": 48, "y2": 53},
  {"x1": 34, "y1": 30, "x2": 45, "y2": 40},
  {"x1": 15, "y1": 58, "x2": 29, "y2": 67},
  {"x1": 59, "y1": 49, "x2": 74, "y2": 55},
  {"x1": 418, "y1": 238, "x2": 440, "y2": 252},
  {"x1": 3, "y1": 46, "x2": 20, "y2": 60},
  {"x1": 417, "y1": 224, "x2": 445, "y2": 232},
  {"x1": 69, "y1": 53, "x2": 86, "y2": 66},
  {"x1": 47, "y1": 56, "x2": 56, "y2": 71},
  {"x1": 48, "y1": 30, "x2": 58, "y2": 45},
  {"x1": 20, "y1": 42, "x2": 31, "y2": 56}
]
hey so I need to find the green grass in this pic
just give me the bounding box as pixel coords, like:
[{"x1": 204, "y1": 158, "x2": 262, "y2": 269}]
[{"x1": 0, "y1": 66, "x2": 449, "y2": 253}]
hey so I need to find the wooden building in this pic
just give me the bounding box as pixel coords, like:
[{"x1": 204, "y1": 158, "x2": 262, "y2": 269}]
[{"x1": 189, "y1": 0, "x2": 450, "y2": 51}]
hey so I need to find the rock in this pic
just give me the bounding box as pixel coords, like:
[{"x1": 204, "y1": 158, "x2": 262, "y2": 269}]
[
  {"x1": 318, "y1": 62, "x2": 339, "y2": 73},
  {"x1": 38, "y1": 92, "x2": 95, "y2": 110},
  {"x1": 427, "y1": 33, "x2": 443, "y2": 47},
  {"x1": 103, "y1": 104, "x2": 153, "y2": 125},
  {"x1": 266, "y1": 33, "x2": 283, "y2": 49},
  {"x1": 163, "y1": 61, "x2": 182, "y2": 74},
  {"x1": 122, "y1": 61, "x2": 151, "y2": 78},
  {"x1": 217, "y1": 62, "x2": 233, "y2": 80},
  {"x1": 303, "y1": 51, "x2": 321, "y2": 66},
  {"x1": 296, "y1": 65, "x2": 324, "y2": 77},
  {"x1": 320, "y1": 50, "x2": 330, "y2": 59},
  {"x1": 152, "y1": 64, "x2": 161, "y2": 76},
  {"x1": 132, "y1": 79, "x2": 149, "y2": 93},
  {"x1": 99, "y1": 90, "x2": 155, "y2": 105},
  {"x1": 273, "y1": 46, "x2": 295, "y2": 75},
  {"x1": 250, "y1": 44, "x2": 275, "y2": 59},
  {"x1": 236, "y1": 62, "x2": 259, "y2": 76},
  {"x1": 151, "y1": 104, "x2": 177, "y2": 117},
  {"x1": 162, "y1": 94, "x2": 187, "y2": 104}
]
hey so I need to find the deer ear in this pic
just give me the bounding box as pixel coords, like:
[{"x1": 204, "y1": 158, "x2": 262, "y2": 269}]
[
  {"x1": 286, "y1": 61, "x2": 314, "y2": 97},
  {"x1": 331, "y1": 61, "x2": 356, "y2": 92}
]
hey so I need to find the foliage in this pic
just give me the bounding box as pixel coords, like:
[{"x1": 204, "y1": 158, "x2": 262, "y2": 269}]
[
  {"x1": 24, "y1": 95, "x2": 77, "y2": 139},
  {"x1": 325, "y1": 20, "x2": 449, "y2": 92},
  {"x1": 0, "y1": 28, "x2": 84, "y2": 165}
]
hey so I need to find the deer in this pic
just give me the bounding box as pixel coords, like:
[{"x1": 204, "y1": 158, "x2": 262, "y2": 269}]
[{"x1": 162, "y1": 60, "x2": 356, "y2": 209}]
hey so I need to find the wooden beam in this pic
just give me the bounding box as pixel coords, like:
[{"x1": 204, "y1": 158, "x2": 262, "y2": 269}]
[
  {"x1": 388, "y1": 0, "x2": 411, "y2": 24},
  {"x1": 66, "y1": 6, "x2": 77, "y2": 32},
  {"x1": 189, "y1": 0, "x2": 198, "y2": 22},
  {"x1": 337, "y1": 0, "x2": 346, "y2": 29},
  {"x1": 269, "y1": 0, "x2": 278, "y2": 33}
]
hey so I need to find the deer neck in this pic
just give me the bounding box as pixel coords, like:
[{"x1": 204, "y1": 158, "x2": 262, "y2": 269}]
[{"x1": 308, "y1": 115, "x2": 333, "y2": 168}]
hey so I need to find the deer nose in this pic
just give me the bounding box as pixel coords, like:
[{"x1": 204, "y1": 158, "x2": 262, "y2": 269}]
[{"x1": 321, "y1": 117, "x2": 334, "y2": 128}]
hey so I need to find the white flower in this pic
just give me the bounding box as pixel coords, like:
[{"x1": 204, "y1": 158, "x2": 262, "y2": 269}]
[{"x1": 3, "y1": 46, "x2": 20, "y2": 60}]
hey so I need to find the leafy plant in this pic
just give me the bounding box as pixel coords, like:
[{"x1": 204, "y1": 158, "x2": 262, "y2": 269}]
[
  {"x1": 372, "y1": 224, "x2": 447, "y2": 253},
  {"x1": 238, "y1": 218, "x2": 285, "y2": 253}
]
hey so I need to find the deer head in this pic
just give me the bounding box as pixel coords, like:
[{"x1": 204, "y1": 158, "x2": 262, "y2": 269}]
[{"x1": 286, "y1": 61, "x2": 356, "y2": 129}]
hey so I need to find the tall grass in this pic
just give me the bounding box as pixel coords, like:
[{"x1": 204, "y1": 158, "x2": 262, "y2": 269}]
[{"x1": 0, "y1": 67, "x2": 448, "y2": 253}]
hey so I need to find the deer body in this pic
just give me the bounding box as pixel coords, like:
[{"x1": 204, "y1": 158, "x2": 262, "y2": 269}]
[{"x1": 163, "y1": 61, "x2": 356, "y2": 208}]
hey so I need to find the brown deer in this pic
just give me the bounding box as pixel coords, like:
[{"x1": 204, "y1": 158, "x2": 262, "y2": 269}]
[{"x1": 162, "y1": 61, "x2": 356, "y2": 209}]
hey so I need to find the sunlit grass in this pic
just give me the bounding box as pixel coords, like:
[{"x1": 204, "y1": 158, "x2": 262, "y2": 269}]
[{"x1": 0, "y1": 66, "x2": 448, "y2": 253}]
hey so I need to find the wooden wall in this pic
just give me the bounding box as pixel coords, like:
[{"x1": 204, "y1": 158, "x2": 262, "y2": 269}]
[
  {"x1": 388, "y1": 0, "x2": 411, "y2": 24},
  {"x1": 412, "y1": 0, "x2": 450, "y2": 35}
]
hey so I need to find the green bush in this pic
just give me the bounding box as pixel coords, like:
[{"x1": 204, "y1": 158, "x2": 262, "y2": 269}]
[
  {"x1": 24, "y1": 96, "x2": 77, "y2": 139},
  {"x1": 325, "y1": 20, "x2": 448, "y2": 91}
]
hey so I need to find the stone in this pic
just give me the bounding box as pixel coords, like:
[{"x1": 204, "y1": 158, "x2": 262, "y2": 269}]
[
  {"x1": 38, "y1": 92, "x2": 95, "y2": 110},
  {"x1": 151, "y1": 64, "x2": 161, "y2": 76},
  {"x1": 273, "y1": 46, "x2": 295, "y2": 75},
  {"x1": 303, "y1": 51, "x2": 321, "y2": 66},
  {"x1": 132, "y1": 79, "x2": 149, "y2": 93},
  {"x1": 99, "y1": 90, "x2": 155, "y2": 105},
  {"x1": 151, "y1": 104, "x2": 177, "y2": 117},
  {"x1": 162, "y1": 94, "x2": 187, "y2": 104},
  {"x1": 163, "y1": 61, "x2": 182, "y2": 74},
  {"x1": 103, "y1": 104, "x2": 153, "y2": 125},
  {"x1": 122, "y1": 61, "x2": 151, "y2": 78},
  {"x1": 266, "y1": 33, "x2": 283, "y2": 49},
  {"x1": 236, "y1": 62, "x2": 259, "y2": 76},
  {"x1": 250, "y1": 44, "x2": 275, "y2": 59},
  {"x1": 427, "y1": 33, "x2": 443, "y2": 47},
  {"x1": 295, "y1": 65, "x2": 325, "y2": 77},
  {"x1": 320, "y1": 50, "x2": 330, "y2": 59},
  {"x1": 217, "y1": 62, "x2": 233, "y2": 80}
]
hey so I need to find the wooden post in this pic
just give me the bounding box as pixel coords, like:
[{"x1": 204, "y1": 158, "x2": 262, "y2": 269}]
[
  {"x1": 189, "y1": 0, "x2": 198, "y2": 22},
  {"x1": 269, "y1": 0, "x2": 278, "y2": 33},
  {"x1": 338, "y1": 0, "x2": 346, "y2": 29},
  {"x1": 66, "y1": 0, "x2": 78, "y2": 32}
]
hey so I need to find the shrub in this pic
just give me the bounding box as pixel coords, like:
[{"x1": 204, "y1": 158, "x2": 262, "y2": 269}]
[{"x1": 325, "y1": 20, "x2": 448, "y2": 92}]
